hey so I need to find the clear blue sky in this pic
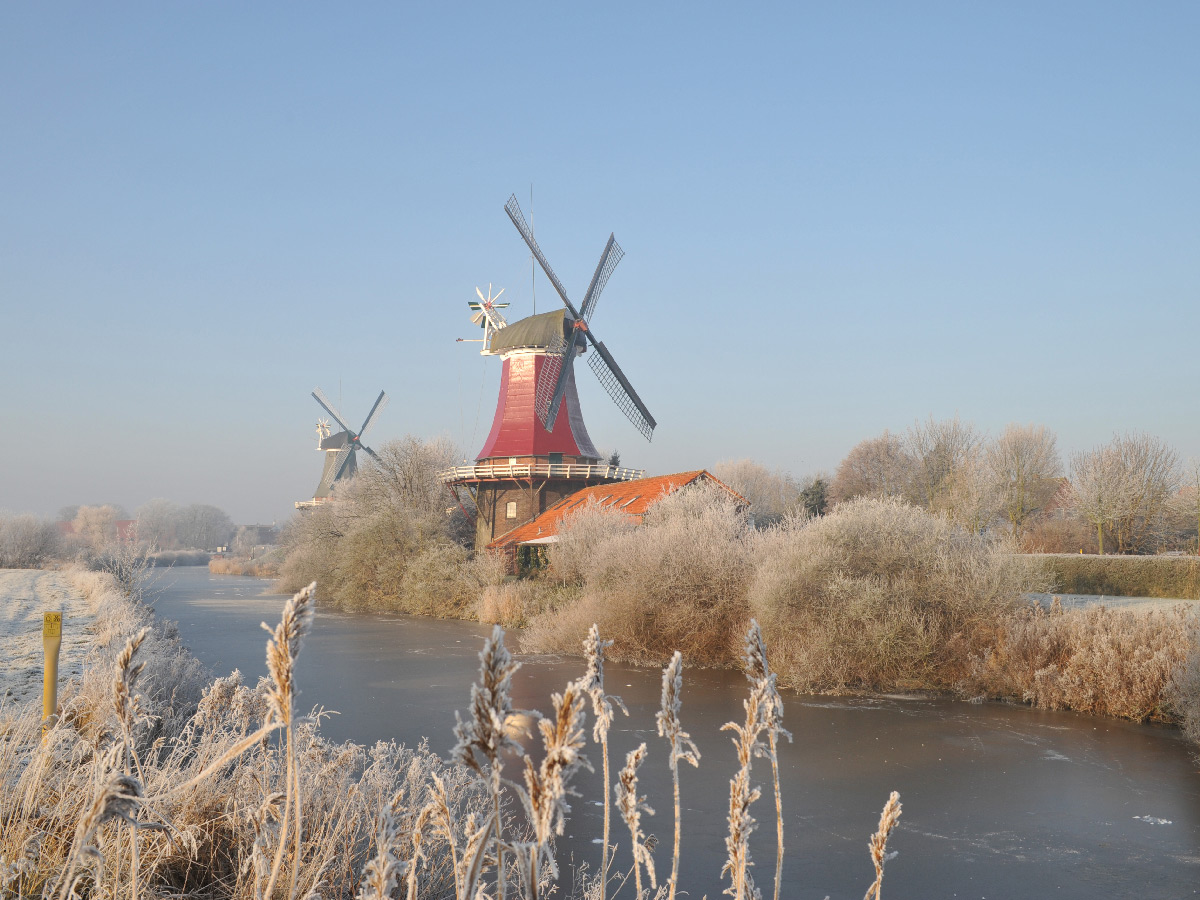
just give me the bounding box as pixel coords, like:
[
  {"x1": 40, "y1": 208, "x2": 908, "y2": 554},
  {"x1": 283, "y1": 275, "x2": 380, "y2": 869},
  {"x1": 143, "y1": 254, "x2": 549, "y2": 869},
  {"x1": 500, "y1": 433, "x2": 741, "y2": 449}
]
[{"x1": 2, "y1": 3, "x2": 1197, "y2": 524}]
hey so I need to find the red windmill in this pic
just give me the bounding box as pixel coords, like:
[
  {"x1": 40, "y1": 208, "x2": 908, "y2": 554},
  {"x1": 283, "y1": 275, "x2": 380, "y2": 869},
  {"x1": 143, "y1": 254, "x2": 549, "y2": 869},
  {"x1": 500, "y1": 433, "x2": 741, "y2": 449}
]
[{"x1": 444, "y1": 195, "x2": 657, "y2": 547}]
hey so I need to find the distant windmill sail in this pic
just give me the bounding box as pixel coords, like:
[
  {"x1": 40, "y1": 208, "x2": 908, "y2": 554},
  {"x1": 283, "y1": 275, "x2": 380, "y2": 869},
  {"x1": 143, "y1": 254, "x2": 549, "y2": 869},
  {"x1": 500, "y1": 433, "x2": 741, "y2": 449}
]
[
  {"x1": 309, "y1": 387, "x2": 388, "y2": 498},
  {"x1": 504, "y1": 194, "x2": 655, "y2": 440},
  {"x1": 465, "y1": 284, "x2": 509, "y2": 351}
]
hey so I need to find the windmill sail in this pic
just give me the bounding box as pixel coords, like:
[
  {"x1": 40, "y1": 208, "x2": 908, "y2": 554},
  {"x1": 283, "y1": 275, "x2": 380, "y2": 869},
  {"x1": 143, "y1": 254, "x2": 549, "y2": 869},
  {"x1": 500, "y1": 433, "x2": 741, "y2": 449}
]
[
  {"x1": 504, "y1": 193, "x2": 655, "y2": 442},
  {"x1": 586, "y1": 340, "x2": 656, "y2": 441},
  {"x1": 580, "y1": 234, "x2": 623, "y2": 323},
  {"x1": 533, "y1": 332, "x2": 572, "y2": 430}
]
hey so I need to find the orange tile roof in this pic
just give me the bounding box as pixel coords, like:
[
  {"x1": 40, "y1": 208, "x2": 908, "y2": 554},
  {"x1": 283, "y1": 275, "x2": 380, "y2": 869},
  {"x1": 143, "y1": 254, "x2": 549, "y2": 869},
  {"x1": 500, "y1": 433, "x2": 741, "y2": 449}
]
[{"x1": 487, "y1": 470, "x2": 747, "y2": 549}]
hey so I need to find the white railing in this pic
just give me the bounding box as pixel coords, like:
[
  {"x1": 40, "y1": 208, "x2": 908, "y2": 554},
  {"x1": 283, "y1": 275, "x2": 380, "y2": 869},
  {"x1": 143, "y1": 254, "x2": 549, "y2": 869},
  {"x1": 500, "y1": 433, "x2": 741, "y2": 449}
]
[{"x1": 439, "y1": 462, "x2": 645, "y2": 483}]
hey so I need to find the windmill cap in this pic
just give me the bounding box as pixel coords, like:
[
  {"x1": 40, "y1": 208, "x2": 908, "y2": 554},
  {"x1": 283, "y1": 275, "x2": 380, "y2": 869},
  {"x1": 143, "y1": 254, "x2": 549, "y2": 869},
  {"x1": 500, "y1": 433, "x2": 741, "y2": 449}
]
[
  {"x1": 489, "y1": 309, "x2": 569, "y2": 354},
  {"x1": 320, "y1": 431, "x2": 352, "y2": 451}
]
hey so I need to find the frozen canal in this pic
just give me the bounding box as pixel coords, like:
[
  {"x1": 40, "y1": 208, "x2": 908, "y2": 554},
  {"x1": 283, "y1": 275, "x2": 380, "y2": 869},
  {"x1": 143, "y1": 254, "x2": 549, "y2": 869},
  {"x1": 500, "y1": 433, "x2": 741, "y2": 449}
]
[{"x1": 150, "y1": 568, "x2": 1200, "y2": 899}]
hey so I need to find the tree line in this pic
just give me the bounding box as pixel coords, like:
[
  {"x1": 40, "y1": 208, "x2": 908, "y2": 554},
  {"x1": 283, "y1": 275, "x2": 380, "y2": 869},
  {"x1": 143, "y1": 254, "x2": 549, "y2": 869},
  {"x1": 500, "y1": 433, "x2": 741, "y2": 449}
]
[{"x1": 717, "y1": 418, "x2": 1198, "y2": 555}]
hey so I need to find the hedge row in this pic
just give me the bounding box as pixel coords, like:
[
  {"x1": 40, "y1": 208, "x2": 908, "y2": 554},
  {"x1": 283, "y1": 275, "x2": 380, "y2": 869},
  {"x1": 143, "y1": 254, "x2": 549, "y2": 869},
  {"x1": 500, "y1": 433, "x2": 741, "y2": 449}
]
[{"x1": 1037, "y1": 553, "x2": 1200, "y2": 599}]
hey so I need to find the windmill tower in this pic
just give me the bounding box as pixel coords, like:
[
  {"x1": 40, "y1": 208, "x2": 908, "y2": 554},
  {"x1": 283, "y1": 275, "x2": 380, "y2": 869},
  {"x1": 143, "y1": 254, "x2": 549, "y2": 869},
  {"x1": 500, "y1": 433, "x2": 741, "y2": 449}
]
[
  {"x1": 443, "y1": 195, "x2": 656, "y2": 547},
  {"x1": 295, "y1": 387, "x2": 389, "y2": 509}
]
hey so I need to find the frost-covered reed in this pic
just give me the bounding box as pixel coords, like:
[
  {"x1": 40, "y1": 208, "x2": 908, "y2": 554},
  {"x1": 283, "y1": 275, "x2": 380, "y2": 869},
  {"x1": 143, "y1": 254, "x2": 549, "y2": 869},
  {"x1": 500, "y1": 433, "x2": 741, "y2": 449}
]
[
  {"x1": 743, "y1": 621, "x2": 791, "y2": 900},
  {"x1": 615, "y1": 743, "x2": 655, "y2": 899},
  {"x1": 656, "y1": 651, "x2": 698, "y2": 900},
  {"x1": 863, "y1": 792, "x2": 902, "y2": 900},
  {"x1": 581, "y1": 624, "x2": 627, "y2": 900}
]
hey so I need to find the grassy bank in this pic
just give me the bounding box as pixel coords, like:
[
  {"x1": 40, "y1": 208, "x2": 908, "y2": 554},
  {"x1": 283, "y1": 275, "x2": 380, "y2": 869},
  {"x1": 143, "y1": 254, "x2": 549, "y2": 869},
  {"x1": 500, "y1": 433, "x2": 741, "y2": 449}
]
[
  {"x1": 209, "y1": 555, "x2": 281, "y2": 577},
  {"x1": 1039, "y1": 552, "x2": 1200, "y2": 599},
  {"x1": 0, "y1": 569, "x2": 908, "y2": 899},
  {"x1": 150, "y1": 549, "x2": 211, "y2": 567}
]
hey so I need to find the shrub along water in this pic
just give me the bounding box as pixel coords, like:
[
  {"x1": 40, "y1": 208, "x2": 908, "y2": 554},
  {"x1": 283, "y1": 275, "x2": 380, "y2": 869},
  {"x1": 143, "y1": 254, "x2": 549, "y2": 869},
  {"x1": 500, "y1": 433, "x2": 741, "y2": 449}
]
[
  {"x1": 520, "y1": 488, "x2": 1200, "y2": 731},
  {"x1": 522, "y1": 485, "x2": 754, "y2": 666},
  {"x1": 278, "y1": 437, "x2": 505, "y2": 615},
  {"x1": 747, "y1": 496, "x2": 1046, "y2": 692},
  {"x1": 523, "y1": 491, "x2": 1047, "y2": 692},
  {"x1": 1038, "y1": 552, "x2": 1200, "y2": 600}
]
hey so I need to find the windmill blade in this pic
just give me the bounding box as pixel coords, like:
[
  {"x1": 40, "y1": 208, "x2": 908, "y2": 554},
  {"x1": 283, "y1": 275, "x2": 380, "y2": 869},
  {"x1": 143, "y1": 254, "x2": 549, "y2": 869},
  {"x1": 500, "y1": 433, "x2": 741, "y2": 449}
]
[
  {"x1": 328, "y1": 447, "x2": 353, "y2": 483},
  {"x1": 358, "y1": 390, "x2": 389, "y2": 440},
  {"x1": 504, "y1": 194, "x2": 582, "y2": 319},
  {"x1": 312, "y1": 387, "x2": 354, "y2": 435},
  {"x1": 533, "y1": 332, "x2": 574, "y2": 430},
  {"x1": 361, "y1": 444, "x2": 380, "y2": 461},
  {"x1": 583, "y1": 335, "x2": 657, "y2": 441},
  {"x1": 579, "y1": 234, "x2": 624, "y2": 323},
  {"x1": 540, "y1": 334, "x2": 587, "y2": 433}
]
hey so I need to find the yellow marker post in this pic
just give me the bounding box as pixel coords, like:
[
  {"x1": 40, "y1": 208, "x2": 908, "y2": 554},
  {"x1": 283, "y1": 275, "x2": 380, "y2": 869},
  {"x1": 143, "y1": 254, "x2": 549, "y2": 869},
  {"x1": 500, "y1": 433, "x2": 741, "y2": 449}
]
[{"x1": 43, "y1": 611, "x2": 62, "y2": 739}]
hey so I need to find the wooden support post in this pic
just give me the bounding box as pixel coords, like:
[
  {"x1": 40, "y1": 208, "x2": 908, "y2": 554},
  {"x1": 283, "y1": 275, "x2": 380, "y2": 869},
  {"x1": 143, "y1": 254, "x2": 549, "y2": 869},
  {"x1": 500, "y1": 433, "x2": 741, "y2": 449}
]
[{"x1": 42, "y1": 611, "x2": 62, "y2": 740}]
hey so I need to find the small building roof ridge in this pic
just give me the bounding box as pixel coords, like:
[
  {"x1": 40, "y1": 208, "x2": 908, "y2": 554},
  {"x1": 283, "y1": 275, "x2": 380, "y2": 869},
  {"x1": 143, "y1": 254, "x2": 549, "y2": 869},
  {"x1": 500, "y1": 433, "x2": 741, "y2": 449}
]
[{"x1": 486, "y1": 469, "x2": 746, "y2": 550}]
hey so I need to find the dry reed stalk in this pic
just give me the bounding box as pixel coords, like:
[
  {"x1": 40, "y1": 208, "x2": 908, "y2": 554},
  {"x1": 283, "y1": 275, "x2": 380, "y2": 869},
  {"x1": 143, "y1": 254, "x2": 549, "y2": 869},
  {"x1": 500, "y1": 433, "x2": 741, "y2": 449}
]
[
  {"x1": 862, "y1": 792, "x2": 902, "y2": 900},
  {"x1": 742, "y1": 621, "x2": 791, "y2": 900},
  {"x1": 615, "y1": 743, "x2": 655, "y2": 900},
  {"x1": 721, "y1": 681, "x2": 768, "y2": 900},
  {"x1": 580, "y1": 624, "x2": 627, "y2": 900},
  {"x1": 405, "y1": 796, "x2": 437, "y2": 900},
  {"x1": 452, "y1": 624, "x2": 524, "y2": 900},
  {"x1": 513, "y1": 680, "x2": 591, "y2": 900},
  {"x1": 110, "y1": 627, "x2": 156, "y2": 900},
  {"x1": 424, "y1": 769, "x2": 498, "y2": 900},
  {"x1": 261, "y1": 582, "x2": 316, "y2": 900},
  {"x1": 655, "y1": 651, "x2": 699, "y2": 900},
  {"x1": 112, "y1": 628, "x2": 148, "y2": 763},
  {"x1": 55, "y1": 746, "x2": 147, "y2": 900},
  {"x1": 357, "y1": 806, "x2": 408, "y2": 900},
  {"x1": 424, "y1": 774, "x2": 464, "y2": 895}
]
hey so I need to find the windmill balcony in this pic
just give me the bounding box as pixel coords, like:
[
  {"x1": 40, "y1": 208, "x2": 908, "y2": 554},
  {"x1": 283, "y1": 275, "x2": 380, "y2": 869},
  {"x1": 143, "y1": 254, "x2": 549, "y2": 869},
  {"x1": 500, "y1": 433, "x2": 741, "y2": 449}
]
[{"x1": 438, "y1": 461, "x2": 645, "y2": 484}]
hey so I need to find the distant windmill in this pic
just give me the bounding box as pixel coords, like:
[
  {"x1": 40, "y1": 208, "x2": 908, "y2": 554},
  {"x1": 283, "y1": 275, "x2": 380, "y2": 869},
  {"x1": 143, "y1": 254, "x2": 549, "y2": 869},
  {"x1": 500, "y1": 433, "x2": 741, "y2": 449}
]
[{"x1": 308, "y1": 387, "x2": 388, "y2": 501}]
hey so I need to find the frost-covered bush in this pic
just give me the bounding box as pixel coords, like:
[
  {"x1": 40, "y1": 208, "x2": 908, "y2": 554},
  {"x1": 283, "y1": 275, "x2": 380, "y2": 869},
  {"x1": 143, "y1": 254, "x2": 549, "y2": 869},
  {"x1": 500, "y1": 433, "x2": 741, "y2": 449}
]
[
  {"x1": 278, "y1": 437, "x2": 495, "y2": 614},
  {"x1": 0, "y1": 513, "x2": 61, "y2": 568},
  {"x1": 974, "y1": 599, "x2": 1194, "y2": 721},
  {"x1": 747, "y1": 496, "x2": 1045, "y2": 692},
  {"x1": 524, "y1": 482, "x2": 754, "y2": 665},
  {"x1": 546, "y1": 498, "x2": 638, "y2": 586}
]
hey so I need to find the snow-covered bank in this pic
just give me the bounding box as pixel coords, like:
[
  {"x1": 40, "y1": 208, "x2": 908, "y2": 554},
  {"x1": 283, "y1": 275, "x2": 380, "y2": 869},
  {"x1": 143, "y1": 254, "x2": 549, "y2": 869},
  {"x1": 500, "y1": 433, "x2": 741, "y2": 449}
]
[{"x1": 0, "y1": 570, "x2": 95, "y2": 707}]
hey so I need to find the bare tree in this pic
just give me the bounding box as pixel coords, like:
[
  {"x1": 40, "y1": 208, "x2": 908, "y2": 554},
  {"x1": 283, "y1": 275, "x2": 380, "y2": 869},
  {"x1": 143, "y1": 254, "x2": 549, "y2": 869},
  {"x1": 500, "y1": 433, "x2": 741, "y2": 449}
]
[
  {"x1": 355, "y1": 435, "x2": 462, "y2": 517},
  {"x1": 942, "y1": 452, "x2": 999, "y2": 534},
  {"x1": 0, "y1": 514, "x2": 61, "y2": 567},
  {"x1": 1070, "y1": 444, "x2": 1128, "y2": 555},
  {"x1": 905, "y1": 415, "x2": 982, "y2": 511},
  {"x1": 828, "y1": 431, "x2": 913, "y2": 505},
  {"x1": 177, "y1": 504, "x2": 236, "y2": 550},
  {"x1": 1186, "y1": 459, "x2": 1200, "y2": 554},
  {"x1": 73, "y1": 505, "x2": 121, "y2": 551},
  {"x1": 712, "y1": 459, "x2": 802, "y2": 525},
  {"x1": 1070, "y1": 433, "x2": 1180, "y2": 554},
  {"x1": 985, "y1": 424, "x2": 1063, "y2": 539},
  {"x1": 135, "y1": 498, "x2": 180, "y2": 548},
  {"x1": 1109, "y1": 432, "x2": 1180, "y2": 553}
]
